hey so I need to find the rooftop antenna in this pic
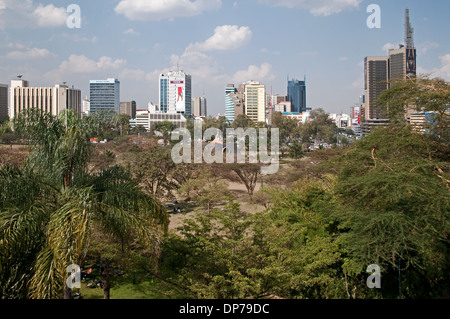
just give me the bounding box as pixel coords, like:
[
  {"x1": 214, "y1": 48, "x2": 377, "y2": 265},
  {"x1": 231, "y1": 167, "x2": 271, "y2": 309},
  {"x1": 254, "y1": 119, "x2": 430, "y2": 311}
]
[{"x1": 405, "y1": 8, "x2": 414, "y2": 48}]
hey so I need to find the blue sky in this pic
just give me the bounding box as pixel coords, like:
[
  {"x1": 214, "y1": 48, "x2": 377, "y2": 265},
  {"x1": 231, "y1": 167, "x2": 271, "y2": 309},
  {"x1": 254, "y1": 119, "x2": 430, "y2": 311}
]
[{"x1": 1, "y1": 0, "x2": 449, "y2": 116}]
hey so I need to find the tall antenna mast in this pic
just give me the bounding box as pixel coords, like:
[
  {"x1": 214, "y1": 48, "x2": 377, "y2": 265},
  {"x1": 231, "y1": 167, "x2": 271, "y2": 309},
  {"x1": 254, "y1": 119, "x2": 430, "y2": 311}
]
[{"x1": 405, "y1": 8, "x2": 414, "y2": 48}]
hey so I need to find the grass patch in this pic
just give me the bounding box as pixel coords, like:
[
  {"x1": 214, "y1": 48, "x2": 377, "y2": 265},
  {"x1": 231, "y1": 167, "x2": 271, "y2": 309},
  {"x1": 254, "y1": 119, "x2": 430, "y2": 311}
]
[{"x1": 79, "y1": 272, "x2": 184, "y2": 299}]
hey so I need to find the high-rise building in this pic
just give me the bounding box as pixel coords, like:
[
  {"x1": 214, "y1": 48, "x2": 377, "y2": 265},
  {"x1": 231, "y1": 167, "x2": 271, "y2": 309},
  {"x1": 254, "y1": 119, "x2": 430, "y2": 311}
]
[
  {"x1": 120, "y1": 101, "x2": 137, "y2": 119},
  {"x1": 9, "y1": 79, "x2": 81, "y2": 119},
  {"x1": 364, "y1": 8, "x2": 416, "y2": 121},
  {"x1": 89, "y1": 78, "x2": 120, "y2": 114},
  {"x1": 225, "y1": 84, "x2": 245, "y2": 122},
  {"x1": 159, "y1": 71, "x2": 192, "y2": 116},
  {"x1": 0, "y1": 84, "x2": 8, "y2": 122},
  {"x1": 389, "y1": 9, "x2": 417, "y2": 84},
  {"x1": 364, "y1": 56, "x2": 389, "y2": 120},
  {"x1": 287, "y1": 77, "x2": 306, "y2": 113},
  {"x1": 245, "y1": 81, "x2": 266, "y2": 123},
  {"x1": 192, "y1": 96, "x2": 207, "y2": 117}
]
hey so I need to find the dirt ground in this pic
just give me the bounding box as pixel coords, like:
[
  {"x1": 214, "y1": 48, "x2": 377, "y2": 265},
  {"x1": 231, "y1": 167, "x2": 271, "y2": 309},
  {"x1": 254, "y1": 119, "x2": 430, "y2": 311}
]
[{"x1": 167, "y1": 181, "x2": 266, "y2": 232}]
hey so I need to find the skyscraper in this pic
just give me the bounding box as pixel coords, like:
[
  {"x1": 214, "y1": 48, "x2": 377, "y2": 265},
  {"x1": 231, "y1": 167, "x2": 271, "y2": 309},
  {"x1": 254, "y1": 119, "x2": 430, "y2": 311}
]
[
  {"x1": 159, "y1": 71, "x2": 192, "y2": 116},
  {"x1": 225, "y1": 84, "x2": 244, "y2": 122},
  {"x1": 364, "y1": 8, "x2": 417, "y2": 121},
  {"x1": 9, "y1": 79, "x2": 81, "y2": 119},
  {"x1": 245, "y1": 81, "x2": 266, "y2": 123},
  {"x1": 192, "y1": 96, "x2": 207, "y2": 117},
  {"x1": 0, "y1": 84, "x2": 8, "y2": 122},
  {"x1": 89, "y1": 78, "x2": 120, "y2": 114},
  {"x1": 364, "y1": 56, "x2": 389, "y2": 119},
  {"x1": 287, "y1": 77, "x2": 306, "y2": 113},
  {"x1": 120, "y1": 101, "x2": 137, "y2": 119},
  {"x1": 389, "y1": 8, "x2": 417, "y2": 84}
]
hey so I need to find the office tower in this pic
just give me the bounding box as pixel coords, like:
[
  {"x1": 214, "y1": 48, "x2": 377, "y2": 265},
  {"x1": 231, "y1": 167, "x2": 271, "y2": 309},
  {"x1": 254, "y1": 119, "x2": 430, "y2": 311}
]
[
  {"x1": 287, "y1": 77, "x2": 306, "y2": 113},
  {"x1": 9, "y1": 79, "x2": 81, "y2": 119},
  {"x1": 120, "y1": 101, "x2": 137, "y2": 119},
  {"x1": 89, "y1": 78, "x2": 120, "y2": 114},
  {"x1": 245, "y1": 81, "x2": 266, "y2": 123},
  {"x1": 192, "y1": 96, "x2": 207, "y2": 117},
  {"x1": 389, "y1": 8, "x2": 417, "y2": 84},
  {"x1": 364, "y1": 56, "x2": 389, "y2": 119},
  {"x1": 159, "y1": 71, "x2": 192, "y2": 116},
  {"x1": 225, "y1": 84, "x2": 245, "y2": 122},
  {"x1": 0, "y1": 84, "x2": 8, "y2": 122}
]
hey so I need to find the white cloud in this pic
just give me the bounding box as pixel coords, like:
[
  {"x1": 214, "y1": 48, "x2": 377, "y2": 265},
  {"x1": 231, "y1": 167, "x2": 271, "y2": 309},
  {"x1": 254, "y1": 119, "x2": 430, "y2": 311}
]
[
  {"x1": 232, "y1": 63, "x2": 275, "y2": 83},
  {"x1": 418, "y1": 41, "x2": 440, "y2": 55},
  {"x1": 0, "y1": 0, "x2": 67, "y2": 29},
  {"x1": 432, "y1": 54, "x2": 450, "y2": 81},
  {"x1": 170, "y1": 51, "x2": 220, "y2": 80},
  {"x1": 259, "y1": 0, "x2": 362, "y2": 16},
  {"x1": 33, "y1": 4, "x2": 67, "y2": 27},
  {"x1": 381, "y1": 42, "x2": 397, "y2": 53},
  {"x1": 6, "y1": 47, "x2": 54, "y2": 60},
  {"x1": 123, "y1": 28, "x2": 140, "y2": 36},
  {"x1": 115, "y1": 0, "x2": 222, "y2": 21},
  {"x1": 187, "y1": 25, "x2": 252, "y2": 52},
  {"x1": 55, "y1": 55, "x2": 127, "y2": 74},
  {"x1": 417, "y1": 54, "x2": 450, "y2": 81}
]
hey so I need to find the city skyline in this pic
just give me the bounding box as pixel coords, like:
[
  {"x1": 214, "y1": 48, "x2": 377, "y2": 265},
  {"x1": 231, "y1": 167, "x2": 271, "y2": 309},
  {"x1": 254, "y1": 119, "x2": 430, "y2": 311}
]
[{"x1": 1, "y1": 0, "x2": 450, "y2": 116}]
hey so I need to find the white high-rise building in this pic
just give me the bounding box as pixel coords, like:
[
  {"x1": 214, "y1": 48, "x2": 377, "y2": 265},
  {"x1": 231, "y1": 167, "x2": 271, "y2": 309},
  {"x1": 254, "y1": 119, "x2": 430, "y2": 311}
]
[
  {"x1": 159, "y1": 71, "x2": 192, "y2": 116},
  {"x1": 244, "y1": 81, "x2": 266, "y2": 123},
  {"x1": 9, "y1": 79, "x2": 81, "y2": 119}
]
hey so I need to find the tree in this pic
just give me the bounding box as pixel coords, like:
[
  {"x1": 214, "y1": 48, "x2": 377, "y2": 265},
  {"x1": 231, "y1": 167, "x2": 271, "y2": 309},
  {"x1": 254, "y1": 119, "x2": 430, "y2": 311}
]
[
  {"x1": 224, "y1": 163, "x2": 261, "y2": 196},
  {"x1": 153, "y1": 121, "x2": 176, "y2": 143},
  {"x1": 378, "y1": 76, "x2": 450, "y2": 142},
  {"x1": 0, "y1": 109, "x2": 168, "y2": 299},
  {"x1": 179, "y1": 170, "x2": 230, "y2": 215},
  {"x1": 289, "y1": 140, "x2": 304, "y2": 159},
  {"x1": 128, "y1": 145, "x2": 179, "y2": 200},
  {"x1": 303, "y1": 108, "x2": 337, "y2": 144},
  {"x1": 334, "y1": 124, "x2": 449, "y2": 298},
  {"x1": 160, "y1": 186, "x2": 344, "y2": 299}
]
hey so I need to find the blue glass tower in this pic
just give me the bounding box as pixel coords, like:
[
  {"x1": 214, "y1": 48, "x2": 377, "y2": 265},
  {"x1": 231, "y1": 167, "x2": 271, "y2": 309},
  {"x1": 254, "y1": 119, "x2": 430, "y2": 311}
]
[{"x1": 287, "y1": 77, "x2": 306, "y2": 113}]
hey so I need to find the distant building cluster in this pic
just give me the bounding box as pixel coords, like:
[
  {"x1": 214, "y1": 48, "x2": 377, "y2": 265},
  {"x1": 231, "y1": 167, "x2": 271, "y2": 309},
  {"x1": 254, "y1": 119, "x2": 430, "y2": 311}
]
[
  {"x1": 225, "y1": 76, "x2": 310, "y2": 126},
  {"x1": 0, "y1": 68, "x2": 209, "y2": 134}
]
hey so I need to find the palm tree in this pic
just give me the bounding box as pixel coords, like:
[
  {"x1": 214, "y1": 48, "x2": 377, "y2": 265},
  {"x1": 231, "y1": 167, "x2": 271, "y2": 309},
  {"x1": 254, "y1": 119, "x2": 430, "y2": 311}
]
[{"x1": 0, "y1": 109, "x2": 168, "y2": 299}]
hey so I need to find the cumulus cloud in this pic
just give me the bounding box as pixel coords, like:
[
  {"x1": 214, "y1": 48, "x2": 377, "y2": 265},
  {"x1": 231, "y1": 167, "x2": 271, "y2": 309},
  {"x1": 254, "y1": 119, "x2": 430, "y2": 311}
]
[
  {"x1": 54, "y1": 55, "x2": 127, "y2": 74},
  {"x1": 418, "y1": 41, "x2": 440, "y2": 55},
  {"x1": 382, "y1": 42, "x2": 397, "y2": 52},
  {"x1": 7, "y1": 47, "x2": 54, "y2": 60},
  {"x1": 258, "y1": 0, "x2": 362, "y2": 16},
  {"x1": 232, "y1": 63, "x2": 275, "y2": 84},
  {"x1": 33, "y1": 4, "x2": 67, "y2": 27},
  {"x1": 123, "y1": 28, "x2": 140, "y2": 36},
  {"x1": 187, "y1": 25, "x2": 252, "y2": 52},
  {"x1": 0, "y1": 0, "x2": 67, "y2": 29},
  {"x1": 115, "y1": 0, "x2": 222, "y2": 21}
]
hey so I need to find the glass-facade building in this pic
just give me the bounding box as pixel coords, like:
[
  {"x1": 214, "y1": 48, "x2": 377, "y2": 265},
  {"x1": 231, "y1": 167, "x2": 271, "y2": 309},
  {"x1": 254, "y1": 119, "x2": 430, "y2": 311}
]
[
  {"x1": 287, "y1": 78, "x2": 306, "y2": 113},
  {"x1": 89, "y1": 78, "x2": 120, "y2": 114}
]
